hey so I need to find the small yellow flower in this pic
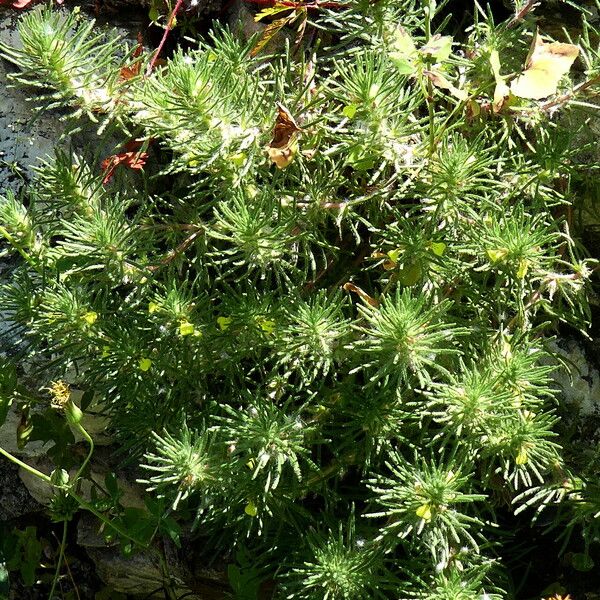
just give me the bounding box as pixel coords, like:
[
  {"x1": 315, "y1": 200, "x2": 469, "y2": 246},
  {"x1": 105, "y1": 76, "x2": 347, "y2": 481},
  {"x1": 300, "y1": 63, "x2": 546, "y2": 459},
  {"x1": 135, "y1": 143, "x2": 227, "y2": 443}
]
[
  {"x1": 517, "y1": 258, "x2": 529, "y2": 279},
  {"x1": 48, "y1": 380, "x2": 71, "y2": 410},
  {"x1": 82, "y1": 311, "x2": 98, "y2": 325},
  {"x1": 429, "y1": 241, "x2": 446, "y2": 256},
  {"x1": 217, "y1": 316, "x2": 232, "y2": 331},
  {"x1": 515, "y1": 447, "x2": 528, "y2": 465},
  {"x1": 229, "y1": 152, "x2": 246, "y2": 167},
  {"x1": 179, "y1": 320, "x2": 195, "y2": 336},
  {"x1": 257, "y1": 317, "x2": 276, "y2": 334},
  {"x1": 148, "y1": 302, "x2": 159, "y2": 314},
  {"x1": 416, "y1": 504, "x2": 432, "y2": 522},
  {"x1": 244, "y1": 500, "x2": 258, "y2": 517},
  {"x1": 487, "y1": 248, "x2": 509, "y2": 263},
  {"x1": 139, "y1": 357, "x2": 152, "y2": 372}
]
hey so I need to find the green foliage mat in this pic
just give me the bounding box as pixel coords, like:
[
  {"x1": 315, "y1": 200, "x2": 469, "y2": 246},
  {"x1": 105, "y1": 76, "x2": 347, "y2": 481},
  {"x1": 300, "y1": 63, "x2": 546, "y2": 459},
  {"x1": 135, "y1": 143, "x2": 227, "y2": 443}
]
[{"x1": 0, "y1": 0, "x2": 599, "y2": 598}]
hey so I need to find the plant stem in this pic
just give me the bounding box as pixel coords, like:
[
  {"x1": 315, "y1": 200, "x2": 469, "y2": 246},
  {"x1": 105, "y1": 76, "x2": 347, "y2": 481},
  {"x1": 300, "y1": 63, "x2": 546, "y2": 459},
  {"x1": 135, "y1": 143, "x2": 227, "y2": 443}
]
[
  {"x1": 69, "y1": 490, "x2": 151, "y2": 547},
  {"x1": 73, "y1": 423, "x2": 94, "y2": 483},
  {"x1": 48, "y1": 520, "x2": 68, "y2": 600},
  {"x1": 0, "y1": 445, "x2": 52, "y2": 482},
  {"x1": 0, "y1": 226, "x2": 37, "y2": 270},
  {"x1": 507, "y1": 0, "x2": 539, "y2": 29},
  {"x1": 424, "y1": 0, "x2": 435, "y2": 156},
  {"x1": 0, "y1": 445, "x2": 148, "y2": 547},
  {"x1": 145, "y1": 0, "x2": 185, "y2": 77}
]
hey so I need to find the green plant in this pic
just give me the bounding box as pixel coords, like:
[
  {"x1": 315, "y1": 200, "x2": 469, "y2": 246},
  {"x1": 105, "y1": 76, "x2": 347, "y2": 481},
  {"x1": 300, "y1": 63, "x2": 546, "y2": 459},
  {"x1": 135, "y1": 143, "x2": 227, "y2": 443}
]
[{"x1": 0, "y1": 0, "x2": 599, "y2": 597}]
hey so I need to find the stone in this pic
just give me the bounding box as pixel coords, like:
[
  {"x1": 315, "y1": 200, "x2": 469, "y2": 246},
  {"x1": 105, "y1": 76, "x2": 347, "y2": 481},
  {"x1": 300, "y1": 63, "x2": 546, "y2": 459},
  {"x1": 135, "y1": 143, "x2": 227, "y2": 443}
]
[
  {"x1": 0, "y1": 404, "x2": 49, "y2": 459},
  {"x1": 77, "y1": 512, "x2": 209, "y2": 598},
  {"x1": 18, "y1": 452, "x2": 147, "y2": 509},
  {"x1": 0, "y1": 457, "x2": 40, "y2": 521},
  {"x1": 0, "y1": 12, "x2": 69, "y2": 195}
]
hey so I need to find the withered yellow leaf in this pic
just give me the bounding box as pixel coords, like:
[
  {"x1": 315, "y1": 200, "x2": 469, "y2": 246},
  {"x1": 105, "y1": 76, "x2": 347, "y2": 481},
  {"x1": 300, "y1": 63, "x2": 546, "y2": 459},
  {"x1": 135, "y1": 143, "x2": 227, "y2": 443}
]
[
  {"x1": 489, "y1": 49, "x2": 510, "y2": 113},
  {"x1": 267, "y1": 140, "x2": 298, "y2": 169},
  {"x1": 510, "y1": 31, "x2": 579, "y2": 100},
  {"x1": 266, "y1": 103, "x2": 302, "y2": 169},
  {"x1": 342, "y1": 282, "x2": 379, "y2": 307},
  {"x1": 251, "y1": 11, "x2": 296, "y2": 57},
  {"x1": 424, "y1": 70, "x2": 468, "y2": 101}
]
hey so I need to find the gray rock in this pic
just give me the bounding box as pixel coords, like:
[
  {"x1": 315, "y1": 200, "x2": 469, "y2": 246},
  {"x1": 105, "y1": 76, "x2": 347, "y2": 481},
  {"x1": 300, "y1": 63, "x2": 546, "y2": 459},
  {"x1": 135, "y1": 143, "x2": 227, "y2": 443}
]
[
  {"x1": 0, "y1": 457, "x2": 40, "y2": 521},
  {"x1": 0, "y1": 12, "x2": 69, "y2": 195},
  {"x1": 0, "y1": 404, "x2": 49, "y2": 459},
  {"x1": 78, "y1": 512, "x2": 204, "y2": 598},
  {"x1": 18, "y1": 453, "x2": 148, "y2": 509},
  {"x1": 0, "y1": 6, "x2": 149, "y2": 198}
]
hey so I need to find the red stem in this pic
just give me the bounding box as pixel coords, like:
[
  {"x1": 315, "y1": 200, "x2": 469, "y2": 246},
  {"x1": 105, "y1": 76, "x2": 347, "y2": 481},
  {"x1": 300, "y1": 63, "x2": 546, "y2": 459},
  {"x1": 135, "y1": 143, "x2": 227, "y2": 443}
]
[{"x1": 146, "y1": 0, "x2": 186, "y2": 77}]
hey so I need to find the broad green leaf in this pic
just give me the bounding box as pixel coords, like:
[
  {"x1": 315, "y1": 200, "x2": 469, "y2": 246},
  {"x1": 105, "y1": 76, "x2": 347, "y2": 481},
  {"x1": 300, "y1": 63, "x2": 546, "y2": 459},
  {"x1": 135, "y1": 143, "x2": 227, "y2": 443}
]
[
  {"x1": 80, "y1": 388, "x2": 95, "y2": 411},
  {"x1": 138, "y1": 357, "x2": 152, "y2": 371},
  {"x1": 389, "y1": 55, "x2": 415, "y2": 75},
  {"x1": 389, "y1": 27, "x2": 417, "y2": 74},
  {"x1": 257, "y1": 318, "x2": 276, "y2": 334},
  {"x1": 572, "y1": 553, "x2": 594, "y2": 572},
  {"x1": 515, "y1": 447, "x2": 528, "y2": 465},
  {"x1": 17, "y1": 527, "x2": 41, "y2": 587},
  {"x1": 391, "y1": 26, "x2": 417, "y2": 58},
  {"x1": 105, "y1": 472, "x2": 120, "y2": 499},
  {"x1": 0, "y1": 401, "x2": 10, "y2": 427},
  {"x1": 82, "y1": 311, "x2": 98, "y2": 325},
  {"x1": 159, "y1": 515, "x2": 182, "y2": 548},
  {"x1": 0, "y1": 360, "x2": 17, "y2": 428},
  {"x1": 31, "y1": 409, "x2": 76, "y2": 468},
  {"x1": 119, "y1": 507, "x2": 155, "y2": 545},
  {"x1": 399, "y1": 262, "x2": 423, "y2": 286},
  {"x1": 421, "y1": 35, "x2": 453, "y2": 62},
  {"x1": 178, "y1": 320, "x2": 194, "y2": 336},
  {"x1": 346, "y1": 146, "x2": 376, "y2": 171},
  {"x1": 387, "y1": 249, "x2": 402, "y2": 263},
  {"x1": 217, "y1": 316, "x2": 232, "y2": 331}
]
